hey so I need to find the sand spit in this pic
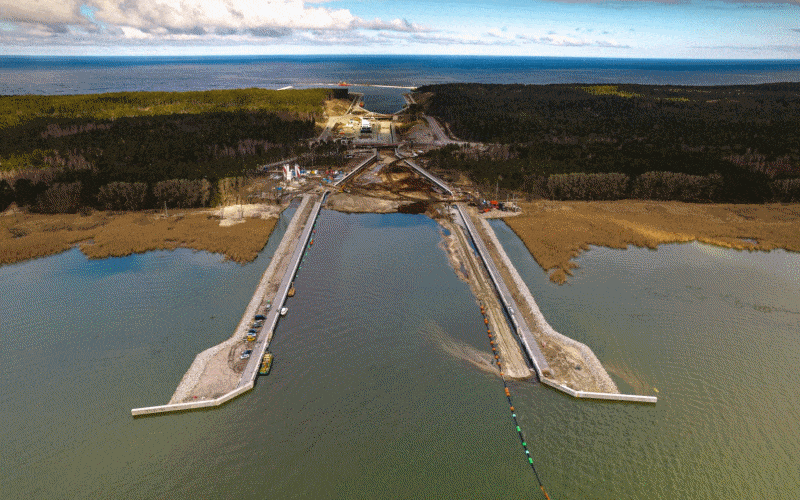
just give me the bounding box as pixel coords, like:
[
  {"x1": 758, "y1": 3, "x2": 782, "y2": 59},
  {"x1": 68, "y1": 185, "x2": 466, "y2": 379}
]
[
  {"x1": 325, "y1": 192, "x2": 404, "y2": 213},
  {"x1": 169, "y1": 196, "x2": 313, "y2": 403},
  {"x1": 505, "y1": 200, "x2": 800, "y2": 284}
]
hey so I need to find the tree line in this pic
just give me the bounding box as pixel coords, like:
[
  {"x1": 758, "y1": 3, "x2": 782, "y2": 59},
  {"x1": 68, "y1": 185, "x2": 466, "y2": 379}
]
[
  {"x1": 417, "y1": 83, "x2": 800, "y2": 203},
  {"x1": 425, "y1": 146, "x2": 800, "y2": 203},
  {"x1": 0, "y1": 88, "x2": 346, "y2": 213},
  {"x1": 2, "y1": 177, "x2": 253, "y2": 213}
]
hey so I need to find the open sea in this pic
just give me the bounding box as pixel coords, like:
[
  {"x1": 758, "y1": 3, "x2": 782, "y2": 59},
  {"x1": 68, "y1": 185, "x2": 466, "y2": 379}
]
[{"x1": 2, "y1": 55, "x2": 800, "y2": 114}]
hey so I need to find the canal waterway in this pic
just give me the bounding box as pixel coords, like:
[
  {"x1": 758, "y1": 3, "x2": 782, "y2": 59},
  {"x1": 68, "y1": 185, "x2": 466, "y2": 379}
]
[
  {"x1": 1, "y1": 210, "x2": 533, "y2": 499},
  {"x1": 3, "y1": 209, "x2": 799, "y2": 498}
]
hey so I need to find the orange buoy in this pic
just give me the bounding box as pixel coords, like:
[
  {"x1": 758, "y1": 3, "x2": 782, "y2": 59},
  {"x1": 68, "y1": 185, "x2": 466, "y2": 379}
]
[
  {"x1": 484, "y1": 318, "x2": 489, "y2": 324},
  {"x1": 510, "y1": 406, "x2": 515, "y2": 411},
  {"x1": 490, "y1": 341, "x2": 494, "y2": 346},
  {"x1": 495, "y1": 355, "x2": 499, "y2": 360},
  {"x1": 492, "y1": 348, "x2": 497, "y2": 352},
  {"x1": 487, "y1": 329, "x2": 491, "y2": 333},
  {"x1": 505, "y1": 388, "x2": 511, "y2": 397}
]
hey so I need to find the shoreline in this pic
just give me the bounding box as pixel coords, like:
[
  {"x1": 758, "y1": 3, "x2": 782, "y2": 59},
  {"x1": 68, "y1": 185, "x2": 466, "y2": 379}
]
[
  {"x1": 6, "y1": 200, "x2": 800, "y2": 287},
  {"x1": 500, "y1": 200, "x2": 800, "y2": 284},
  {"x1": 0, "y1": 204, "x2": 284, "y2": 267}
]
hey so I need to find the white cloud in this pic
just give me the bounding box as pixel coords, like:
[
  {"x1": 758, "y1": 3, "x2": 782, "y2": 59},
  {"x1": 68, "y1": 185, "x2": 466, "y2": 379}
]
[
  {"x1": 0, "y1": 0, "x2": 428, "y2": 44},
  {"x1": 486, "y1": 28, "x2": 514, "y2": 40},
  {"x1": 517, "y1": 32, "x2": 630, "y2": 48}
]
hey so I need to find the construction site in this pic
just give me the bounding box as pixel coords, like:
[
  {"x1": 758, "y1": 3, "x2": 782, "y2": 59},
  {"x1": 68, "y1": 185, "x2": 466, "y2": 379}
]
[{"x1": 132, "y1": 95, "x2": 654, "y2": 416}]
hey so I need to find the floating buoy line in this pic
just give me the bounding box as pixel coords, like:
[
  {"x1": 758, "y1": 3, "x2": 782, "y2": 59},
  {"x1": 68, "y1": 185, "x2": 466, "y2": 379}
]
[
  {"x1": 294, "y1": 224, "x2": 551, "y2": 498},
  {"x1": 480, "y1": 303, "x2": 553, "y2": 500}
]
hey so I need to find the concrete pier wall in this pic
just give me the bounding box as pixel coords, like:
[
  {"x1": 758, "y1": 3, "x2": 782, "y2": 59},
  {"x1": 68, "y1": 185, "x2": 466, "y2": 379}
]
[
  {"x1": 131, "y1": 193, "x2": 327, "y2": 416},
  {"x1": 457, "y1": 203, "x2": 657, "y2": 404},
  {"x1": 132, "y1": 382, "x2": 255, "y2": 417},
  {"x1": 237, "y1": 192, "x2": 326, "y2": 387}
]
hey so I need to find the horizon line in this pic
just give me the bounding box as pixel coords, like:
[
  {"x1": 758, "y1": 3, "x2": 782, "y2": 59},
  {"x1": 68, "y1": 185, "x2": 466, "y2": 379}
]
[{"x1": 3, "y1": 54, "x2": 800, "y2": 62}]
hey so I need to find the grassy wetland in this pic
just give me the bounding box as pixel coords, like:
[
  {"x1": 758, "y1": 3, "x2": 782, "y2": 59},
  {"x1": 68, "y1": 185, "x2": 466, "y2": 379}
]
[
  {"x1": 501, "y1": 200, "x2": 800, "y2": 283},
  {"x1": 0, "y1": 209, "x2": 277, "y2": 266},
  {"x1": 0, "y1": 87, "x2": 341, "y2": 265}
]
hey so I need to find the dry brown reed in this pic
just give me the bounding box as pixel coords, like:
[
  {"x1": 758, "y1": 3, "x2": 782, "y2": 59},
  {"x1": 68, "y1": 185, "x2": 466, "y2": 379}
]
[
  {"x1": 1, "y1": 209, "x2": 277, "y2": 266},
  {"x1": 504, "y1": 200, "x2": 800, "y2": 284}
]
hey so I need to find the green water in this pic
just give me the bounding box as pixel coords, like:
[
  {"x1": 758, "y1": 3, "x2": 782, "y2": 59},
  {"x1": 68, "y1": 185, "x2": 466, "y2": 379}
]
[
  {"x1": 490, "y1": 219, "x2": 800, "y2": 499},
  {"x1": 1, "y1": 210, "x2": 534, "y2": 498},
  {"x1": 3, "y1": 210, "x2": 798, "y2": 499}
]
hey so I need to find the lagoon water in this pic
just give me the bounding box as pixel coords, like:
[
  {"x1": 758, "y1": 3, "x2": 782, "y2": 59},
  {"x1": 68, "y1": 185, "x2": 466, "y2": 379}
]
[
  {"x1": 2, "y1": 210, "x2": 536, "y2": 498},
  {"x1": 3, "y1": 208, "x2": 800, "y2": 498},
  {"x1": 490, "y1": 219, "x2": 800, "y2": 498}
]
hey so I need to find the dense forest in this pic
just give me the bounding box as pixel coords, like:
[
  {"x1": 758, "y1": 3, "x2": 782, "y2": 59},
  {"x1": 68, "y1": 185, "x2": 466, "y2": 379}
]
[
  {"x1": 0, "y1": 88, "x2": 332, "y2": 212},
  {"x1": 416, "y1": 83, "x2": 800, "y2": 203}
]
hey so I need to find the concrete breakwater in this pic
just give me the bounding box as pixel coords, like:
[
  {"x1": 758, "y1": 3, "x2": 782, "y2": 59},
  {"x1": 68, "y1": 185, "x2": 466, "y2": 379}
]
[
  {"x1": 237, "y1": 193, "x2": 327, "y2": 387},
  {"x1": 455, "y1": 203, "x2": 656, "y2": 403},
  {"x1": 132, "y1": 194, "x2": 326, "y2": 416}
]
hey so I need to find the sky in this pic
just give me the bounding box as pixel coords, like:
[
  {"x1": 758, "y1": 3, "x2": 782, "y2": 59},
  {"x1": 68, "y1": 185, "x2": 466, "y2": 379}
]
[{"x1": 1, "y1": 0, "x2": 799, "y2": 59}]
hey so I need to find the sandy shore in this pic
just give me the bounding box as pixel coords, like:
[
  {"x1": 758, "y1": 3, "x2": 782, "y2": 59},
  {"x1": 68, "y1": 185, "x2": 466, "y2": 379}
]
[
  {"x1": 1, "y1": 204, "x2": 282, "y2": 266},
  {"x1": 325, "y1": 192, "x2": 404, "y2": 213},
  {"x1": 504, "y1": 200, "x2": 800, "y2": 283}
]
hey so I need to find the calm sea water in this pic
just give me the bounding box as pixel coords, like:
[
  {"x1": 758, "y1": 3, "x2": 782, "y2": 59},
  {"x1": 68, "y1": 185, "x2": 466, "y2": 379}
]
[{"x1": 3, "y1": 55, "x2": 800, "y2": 113}]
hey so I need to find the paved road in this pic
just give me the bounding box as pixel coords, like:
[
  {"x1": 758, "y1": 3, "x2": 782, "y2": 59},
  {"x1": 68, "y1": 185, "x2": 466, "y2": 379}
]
[
  {"x1": 238, "y1": 193, "x2": 327, "y2": 387},
  {"x1": 334, "y1": 150, "x2": 378, "y2": 187},
  {"x1": 423, "y1": 115, "x2": 461, "y2": 145}
]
